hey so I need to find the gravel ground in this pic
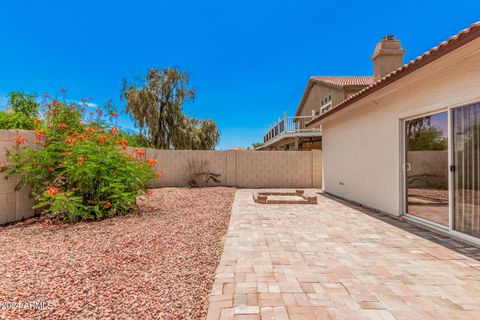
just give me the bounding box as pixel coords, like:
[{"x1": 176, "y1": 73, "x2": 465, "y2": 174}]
[{"x1": 0, "y1": 187, "x2": 236, "y2": 320}]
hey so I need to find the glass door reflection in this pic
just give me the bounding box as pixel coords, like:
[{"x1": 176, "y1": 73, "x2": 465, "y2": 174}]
[
  {"x1": 405, "y1": 112, "x2": 449, "y2": 226},
  {"x1": 453, "y1": 103, "x2": 480, "y2": 237}
]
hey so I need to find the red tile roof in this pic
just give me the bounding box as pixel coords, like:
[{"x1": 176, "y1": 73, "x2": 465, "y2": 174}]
[
  {"x1": 311, "y1": 76, "x2": 374, "y2": 88},
  {"x1": 307, "y1": 21, "x2": 480, "y2": 127},
  {"x1": 294, "y1": 76, "x2": 373, "y2": 116}
]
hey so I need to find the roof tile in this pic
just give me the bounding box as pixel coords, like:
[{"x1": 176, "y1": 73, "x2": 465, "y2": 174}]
[{"x1": 311, "y1": 76, "x2": 374, "y2": 87}]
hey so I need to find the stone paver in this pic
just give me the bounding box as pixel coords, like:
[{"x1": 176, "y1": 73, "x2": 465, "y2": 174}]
[{"x1": 206, "y1": 189, "x2": 480, "y2": 320}]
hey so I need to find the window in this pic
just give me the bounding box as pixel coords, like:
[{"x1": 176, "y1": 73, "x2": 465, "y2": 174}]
[{"x1": 320, "y1": 94, "x2": 332, "y2": 114}]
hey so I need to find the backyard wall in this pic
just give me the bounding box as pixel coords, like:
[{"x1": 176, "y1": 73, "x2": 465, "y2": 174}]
[
  {"x1": 142, "y1": 149, "x2": 322, "y2": 188},
  {"x1": 1, "y1": 132, "x2": 322, "y2": 224},
  {"x1": 0, "y1": 130, "x2": 36, "y2": 225},
  {"x1": 407, "y1": 150, "x2": 448, "y2": 189}
]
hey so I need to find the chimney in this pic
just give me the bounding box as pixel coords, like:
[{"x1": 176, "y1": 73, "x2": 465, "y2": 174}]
[{"x1": 371, "y1": 35, "x2": 406, "y2": 81}]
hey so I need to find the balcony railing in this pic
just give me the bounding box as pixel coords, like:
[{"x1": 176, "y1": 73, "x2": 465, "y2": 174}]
[{"x1": 263, "y1": 113, "x2": 321, "y2": 144}]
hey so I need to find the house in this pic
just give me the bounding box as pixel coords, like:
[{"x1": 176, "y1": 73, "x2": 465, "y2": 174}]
[
  {"x1": 258, "y1": 72, "x2": 374, "y2": 150},
  {"x1": 307, "y1": 21, "x2": 480, "y2": 244}
]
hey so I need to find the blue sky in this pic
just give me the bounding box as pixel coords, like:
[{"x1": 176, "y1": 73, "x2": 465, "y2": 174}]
[{"x1": 0, "y1": 1, "x2": 479, "y2": 149}]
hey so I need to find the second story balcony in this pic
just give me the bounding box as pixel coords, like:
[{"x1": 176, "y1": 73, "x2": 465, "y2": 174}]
[{"x1": 259, "y1": 112, "x2": 322, "y2": 150}]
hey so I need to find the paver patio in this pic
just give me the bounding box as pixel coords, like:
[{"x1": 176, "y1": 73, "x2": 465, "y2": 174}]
[{"x1": 206, "y1": 189, "x2": 480, "y2": 320}]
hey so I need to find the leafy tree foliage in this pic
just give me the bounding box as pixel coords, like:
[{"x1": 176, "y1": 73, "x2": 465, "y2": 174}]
[
  {"x1": 408, "y1": 126, "x2": 447, "y2": 151},
  {"x1": 122, "y1": 67, "x2": 219, "y2": 150},
  {"x1": 0, "y1": 92, "x2": 39, "y2": 130}
]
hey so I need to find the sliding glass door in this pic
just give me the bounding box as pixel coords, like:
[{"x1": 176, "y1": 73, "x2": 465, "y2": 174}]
[
  {"x1": 403, "y1": 103, "x2": 480, "y2": 240},
  {"x1": 453, "y1": 103, "x2": 480, "y2": 238},
  {"x1": 405, "y1": 112, "x2": 449, "y2": 226}
]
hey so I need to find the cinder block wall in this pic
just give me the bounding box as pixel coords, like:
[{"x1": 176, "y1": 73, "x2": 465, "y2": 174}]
[
  {"x1": 138, "y1": 148, "x2": 323, "y2": 189},
  {"x1": 0, "y1": 130, "x2": 36, "y2": 225},
  {"x1": 1, "y1": 129, "x2": 323, "y2": 224}
]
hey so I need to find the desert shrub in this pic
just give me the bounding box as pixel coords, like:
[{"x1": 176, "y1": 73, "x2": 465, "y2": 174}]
[
  {"x1": 185, "y1": 158, "x2": 221, "y2": 187},
  {"x1": 4, "y1": 97, "x2": 159, "y2": 222}
]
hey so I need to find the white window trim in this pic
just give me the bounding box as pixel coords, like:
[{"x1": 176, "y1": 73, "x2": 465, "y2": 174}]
[{"x1": 320, "y1": 101, "x2": 332, "y2": 114}]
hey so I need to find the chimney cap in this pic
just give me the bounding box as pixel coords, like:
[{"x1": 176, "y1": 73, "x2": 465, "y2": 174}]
[{"x1": 383, "y1": 35, "x2": 395, "y2": 40}]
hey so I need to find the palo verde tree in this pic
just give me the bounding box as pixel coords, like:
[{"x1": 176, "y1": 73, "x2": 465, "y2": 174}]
[{"x1": 122, "y1": 67, "x2": 220, "y2": 150}]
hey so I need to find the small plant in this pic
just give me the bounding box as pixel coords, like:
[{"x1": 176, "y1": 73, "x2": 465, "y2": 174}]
[
  {"x1": 3, "y1": 93, "x2": 159, "y2": 222},
  {"x1": 185, "y1": 158, "x2": 221, "y2": 187}
]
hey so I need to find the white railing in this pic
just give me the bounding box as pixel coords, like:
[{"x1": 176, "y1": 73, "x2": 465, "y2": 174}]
[{"x1": 263, "y1": 112, "x2": 320, "y2": 144}]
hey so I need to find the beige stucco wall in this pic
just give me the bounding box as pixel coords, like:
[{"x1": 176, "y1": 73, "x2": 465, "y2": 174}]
[
  {"x1": 298, "y1": 84, "x2": 344, "y2": 117},
  {"x1": 322, "y1": 37, "x2": 480, "y2": 216}
]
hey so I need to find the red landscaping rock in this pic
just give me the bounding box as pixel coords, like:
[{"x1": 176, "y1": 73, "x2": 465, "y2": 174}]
[{"x1": 0, "y1": 187, "x2": 236, "y2": 320}]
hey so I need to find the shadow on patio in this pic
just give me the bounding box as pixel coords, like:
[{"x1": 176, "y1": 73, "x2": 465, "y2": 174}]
[{"x1": 318, "y1": 192, "x2": 480, "y2": 262}]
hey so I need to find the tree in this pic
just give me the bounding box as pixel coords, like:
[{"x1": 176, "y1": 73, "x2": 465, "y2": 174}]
[
  {"x1": 174, "y1": 116, "x2": 220, "y2": 150},
  {"x1": 0, "y1": 92, "x2": 39, "y2": 130},
  {"x1": 407, "y1": 126, "x2": 447, "y2": 151},
  {"x1": 122, "y1": 67, "x2": 219, "y2": 150},
  {"x1": 252, "y1": 142, "x2": 263, "y2": 149},
  {"x1": 406, "y1": 115, "x2": 447, "y2": 151}
]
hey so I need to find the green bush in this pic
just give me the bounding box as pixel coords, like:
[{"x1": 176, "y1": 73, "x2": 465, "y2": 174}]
[
  {"x1": 0, "y1": 92, "x2": 39, "y2": 130},
  {"x1": 5, "y1": 98, "x2": 158, "y2": 222}
]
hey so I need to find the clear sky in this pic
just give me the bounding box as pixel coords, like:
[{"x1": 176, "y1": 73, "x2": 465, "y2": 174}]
[{"x1": 0, "y1": 0, "x2": 479, "y2": 149}]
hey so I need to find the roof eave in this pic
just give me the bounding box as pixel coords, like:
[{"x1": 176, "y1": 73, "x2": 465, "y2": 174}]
[{"x1": 294, "y1": 78, "x2": 316, "y2": 117}]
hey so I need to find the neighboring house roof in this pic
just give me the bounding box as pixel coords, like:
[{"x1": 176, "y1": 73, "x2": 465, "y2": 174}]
[
  {"x1": 311, "y1": 76, "x2": 374, "y2": 88},
  {"x1": 307, "y1": 21, "x2": 480, "y2": 127},
  {"x1": 295, "y1": 76, "x2": 373, "y2": 116}
]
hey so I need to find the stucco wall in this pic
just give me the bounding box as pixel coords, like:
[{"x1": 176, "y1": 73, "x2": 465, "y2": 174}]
[
  {"x1": 298, "y1": 84, "x2": 344, "y2": 117},
  {"x1": 322, "y1": 37, "x2": 480, "y2": 216}
]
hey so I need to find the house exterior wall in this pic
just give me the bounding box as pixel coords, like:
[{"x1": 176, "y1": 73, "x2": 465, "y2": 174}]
[
  {"x1": 321, "y1": 37, "x2": 480, "y2": 216},
  {"x1": 298, "y1": 84, "x2": 344, "y2": 117}
]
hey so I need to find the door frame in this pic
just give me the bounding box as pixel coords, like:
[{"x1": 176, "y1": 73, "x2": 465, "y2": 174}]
[{"x1": 400, "y1": 101, "x2": 480, "y2": 246}]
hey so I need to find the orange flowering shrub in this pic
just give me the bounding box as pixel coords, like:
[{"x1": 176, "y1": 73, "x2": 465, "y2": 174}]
[
  {"x1": 5, "y1": 97, "x2": 157, "y2": 222},
  {"x1": 134, "y1": 148, "x2": 145, "y2": 157},
  {"x1": 146, "y1": 158, "x2": 157, "y2": 166},
  {"x1": 14, "y1": 136, "x2": 27, "y2": 145},
  {"x1": 47, "y1": 186, "x2": 59, "y2": 196}
]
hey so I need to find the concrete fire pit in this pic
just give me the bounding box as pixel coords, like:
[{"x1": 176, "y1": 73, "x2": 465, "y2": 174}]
[{"x1": 253, "y1": 189, "x2": 317, "y2": 204}]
